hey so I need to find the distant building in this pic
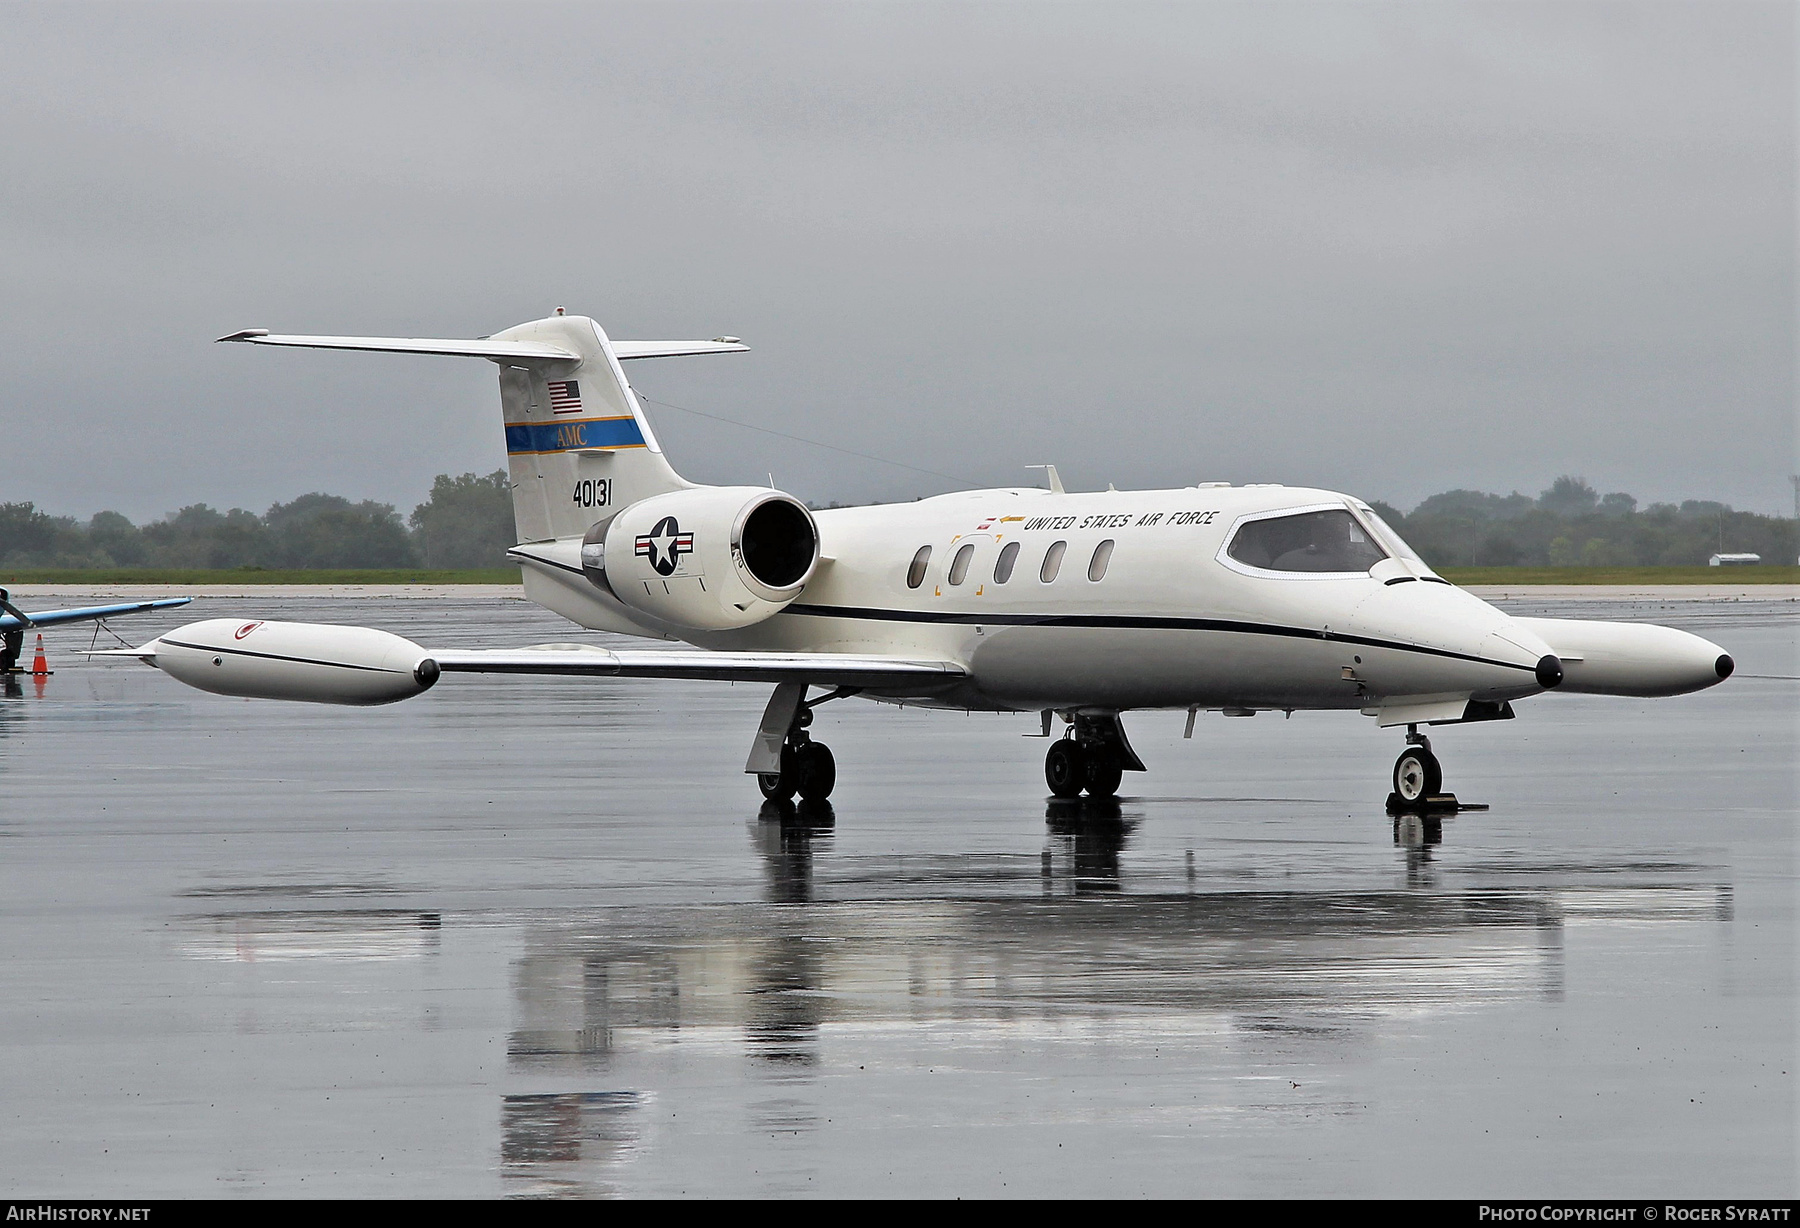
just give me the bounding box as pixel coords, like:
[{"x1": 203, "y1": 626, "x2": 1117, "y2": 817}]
[{"x1": 1708, "y1": 552, "x2": 1762, "y2": 566}]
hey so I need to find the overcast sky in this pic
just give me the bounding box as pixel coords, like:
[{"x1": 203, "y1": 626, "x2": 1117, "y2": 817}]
[{"x1": 1, "y1": 1, "x2": 1793, "y2": 522}]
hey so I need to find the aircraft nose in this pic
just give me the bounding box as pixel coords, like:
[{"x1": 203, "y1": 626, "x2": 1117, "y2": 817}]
[
  {"x1": 1348, "y1": 582, "x2": 1555, "y2": 699},
  {"x1": 1715, "y1": 653, "x2": 1735, "y2": 680}
]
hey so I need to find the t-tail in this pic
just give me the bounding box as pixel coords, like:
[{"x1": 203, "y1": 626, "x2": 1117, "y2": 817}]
[
  {"x1": 217, "y1": 314, "x2": 757, "y2": 631},
  {"x1": 218, "y1": 314, "x2": 746, "y2": 539}
]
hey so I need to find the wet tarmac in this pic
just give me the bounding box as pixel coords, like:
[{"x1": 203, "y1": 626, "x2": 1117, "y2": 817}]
[{"x1": 0, "y1": 593, "x2": 1793, "y2": 1197}]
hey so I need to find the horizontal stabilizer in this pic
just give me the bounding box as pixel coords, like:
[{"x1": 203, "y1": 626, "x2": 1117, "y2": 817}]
[
  {"x1": 430, "y1": 646, "x2": 961, "y2": 687},
  {"x1": 216, "y1": 331, "x2": 580, "y2": 362},
  {"x1": 217, "y1": 331, "x2": 748, "y2": 363},
  {"x1": 609, "y1": 339, "x2": 750, "y2": 360}
]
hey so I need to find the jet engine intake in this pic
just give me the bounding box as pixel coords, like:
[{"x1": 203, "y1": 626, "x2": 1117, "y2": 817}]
[{"x1": 595, "y1": 486, "x2": 819, "y2": 631}]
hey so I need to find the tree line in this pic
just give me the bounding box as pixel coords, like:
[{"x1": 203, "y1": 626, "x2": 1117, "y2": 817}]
[
  {"x1": 0, "y1": 472, "x2": 1792, "y2": 570},
  {"x1": 0, "y1": 471, "x2": 515, "y2": 570},
  {"x1": 1366, "y1": 476, "x2": 1795, "y2": 568}
]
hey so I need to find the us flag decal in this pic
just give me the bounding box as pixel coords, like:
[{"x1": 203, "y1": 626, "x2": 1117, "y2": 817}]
[{"x1": 547, "y1": 380, "x2": 582, "y2": 414}]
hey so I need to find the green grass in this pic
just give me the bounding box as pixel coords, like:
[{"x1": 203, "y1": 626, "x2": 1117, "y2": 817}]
[
  {"x1": 0, "y1": 568, "x2": 522, "y2": 585},
  {"x1": 1438, "y1": 566, "x2": 1800, "y2": 585},
  {"x1": 3, "y1": 565, "x2": 1795, "y2": 587}
]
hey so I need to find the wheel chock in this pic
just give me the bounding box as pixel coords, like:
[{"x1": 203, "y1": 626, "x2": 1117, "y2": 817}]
[{"x1": 1385, "y1": 792, "x2": 1487, "y2": 815}]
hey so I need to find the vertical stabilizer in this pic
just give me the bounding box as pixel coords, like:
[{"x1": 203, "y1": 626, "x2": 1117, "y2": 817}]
[{"x1": 486, "y1": 315, "x2": 691, "y2": 543}]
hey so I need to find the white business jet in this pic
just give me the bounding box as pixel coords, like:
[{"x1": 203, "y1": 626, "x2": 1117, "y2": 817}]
[{"x1": 100, "y1": 312, "x2": 1734, "y2": 808}]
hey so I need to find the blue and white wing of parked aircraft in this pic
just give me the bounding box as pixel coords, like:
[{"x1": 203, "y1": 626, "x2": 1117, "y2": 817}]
[{"x1": 1, "y1": 592, "x2": 192, "y2": 671}]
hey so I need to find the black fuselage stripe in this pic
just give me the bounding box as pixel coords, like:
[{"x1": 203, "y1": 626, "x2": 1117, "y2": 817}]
[
  {"x1": 508, "y1": 559, "x2": 1530, "y2": 675},
  {"x1": 781, "y1": 604, "x2": 1533, "y2": 672},
  {"x1": 159, "y1": 638, "x2": 402, "y2": 674}
]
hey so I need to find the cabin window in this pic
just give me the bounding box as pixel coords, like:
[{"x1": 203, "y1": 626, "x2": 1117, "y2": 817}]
[
  {"x1": 1040, "y1": 540, "x2": 1067, "y2": 582},
  {"x1": 948, "y1": 542, "x2": 975, "y2": 586},
  {"x1": 993, "y1": 541, "x2": 1020, "y2": 584},
  {"x1": 1226, "y1": 508, "x2": 1387, "y2": 574},
  {"x1": 906, "y1": 545, "x2": 931, "y2": 589},
  {"x1": 1088, "y1": 539, "x2": 1114, "y2": 581}
]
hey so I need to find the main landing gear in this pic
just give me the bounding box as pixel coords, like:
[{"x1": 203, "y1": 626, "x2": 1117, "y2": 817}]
[
  {"x1": 1045, "y1": 712, "x2": 1146, "y2": 800},
  {"x1": 749, "y1": 683, "x2": 856, "y2": 803}
]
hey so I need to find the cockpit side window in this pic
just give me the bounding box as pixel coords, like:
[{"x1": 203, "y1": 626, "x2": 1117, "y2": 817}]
[{"x1": 1225, "y1": 508, "x2": 1387, "y2": 574}]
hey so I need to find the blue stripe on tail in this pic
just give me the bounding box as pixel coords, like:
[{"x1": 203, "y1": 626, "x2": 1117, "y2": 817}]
[{"x1": 505, "y1": 416, "x2": 646, "y2": 454}]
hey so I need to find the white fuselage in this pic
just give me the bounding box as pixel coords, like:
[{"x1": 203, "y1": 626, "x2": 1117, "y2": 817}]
[{"x1": 515, "y1": 484, "x2": 1567, "y2": 716}]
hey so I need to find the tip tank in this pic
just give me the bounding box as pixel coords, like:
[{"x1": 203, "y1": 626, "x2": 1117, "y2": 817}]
[
  {"x1": 1510, "y1": 617, "x2": 1734, "y2": 697},
  {"x1": 140, "y1": 618, "x2": 439, "y2": 705}
]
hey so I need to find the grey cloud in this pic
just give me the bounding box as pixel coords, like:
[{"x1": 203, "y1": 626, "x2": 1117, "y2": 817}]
[{"x1": 0, "y1": 1, "x2": 1790, "y2": 521}]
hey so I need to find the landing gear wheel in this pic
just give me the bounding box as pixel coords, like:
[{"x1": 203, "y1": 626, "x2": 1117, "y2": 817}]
[
  {"x1": 1392, "y1": 745, "x2": 1442, "y2": 804},
  {"x1": 1083, "y1": 753, "x2": 1123, "y2": 799},
  {"x1": 1045, "y1": 739, "x2": 1087, "y2": 799},
  {"x1": 793, "y1": 742, "x2": 837, "y2": 802},
  {"x1": 758, "y1": 745, "x2": 798, "y2": 802}
]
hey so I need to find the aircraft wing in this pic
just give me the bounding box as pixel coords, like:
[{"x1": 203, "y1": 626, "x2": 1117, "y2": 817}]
[
  {"x1": 429, "y1": 646, "x2": 962, "y2": 687},
  {"x1": 85, "y1": 618, "x2": 964, "y2": 704},
  {"x1": 0, "y1": 597, "x2": 193, "y2": 632}
]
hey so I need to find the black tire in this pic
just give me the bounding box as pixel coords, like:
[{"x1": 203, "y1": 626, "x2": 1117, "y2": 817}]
[
  {"x1": 1083, "y1": 753, "x2": 1123, "y2": 799},
  {"x1": 758, "y1": 745, "x2": 798, "y2": 801},
  {"x1": 794, "y1": 742, "x2": 837, "y2": 801},
  {"x1": 1045, "y1": 739, "x2": 1087, "y2": 799},
  {"x1": 1392, "y1": 746, "x2": 1442, "y2": 803}
]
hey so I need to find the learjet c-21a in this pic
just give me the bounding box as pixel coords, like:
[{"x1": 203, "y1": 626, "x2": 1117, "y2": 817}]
[{"x1": 98, "y1": 312, "x2": 1735, "y2": 807}]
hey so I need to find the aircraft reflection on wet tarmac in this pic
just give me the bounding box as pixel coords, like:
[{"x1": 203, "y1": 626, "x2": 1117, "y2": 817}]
[
  {"x1": 4, "y1": 593, "x2": 1787, "y2": 1196},
  {"x1": 155, "y1": 800, "x2": 1739, "y2": 1195},
  {"x1": 483, "y1": 802, "x2": 1731, "y2": 1197}
]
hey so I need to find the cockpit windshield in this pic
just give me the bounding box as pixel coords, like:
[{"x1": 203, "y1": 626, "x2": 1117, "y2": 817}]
[
  {"x1": 1225, "y1": 507, "x2": 1388, "y2": 574},
  {"x1": 1353, "y1": 505, "x2": 1428, "y2": 568}
]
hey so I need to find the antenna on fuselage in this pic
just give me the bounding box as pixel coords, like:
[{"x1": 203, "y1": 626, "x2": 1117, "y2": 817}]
[{"x1": 1026, "y1": 464, "x2": 1065, "y2": 495}]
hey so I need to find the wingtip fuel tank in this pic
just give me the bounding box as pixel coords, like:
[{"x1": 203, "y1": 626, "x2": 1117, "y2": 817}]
[{"x1": 140, "y1": 619, "x2": 438, "y2": 705}]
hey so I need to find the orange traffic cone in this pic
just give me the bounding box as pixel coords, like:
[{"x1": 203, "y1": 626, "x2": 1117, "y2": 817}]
[{"x1": 29, "y1": 633, "x2": 50, "y2": 676}]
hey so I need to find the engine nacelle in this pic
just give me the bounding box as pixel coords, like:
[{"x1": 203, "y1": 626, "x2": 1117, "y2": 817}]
[
  {"x1": 148, "y1": 618, "x2": 439, "y2": 705},
  {"x1": 584, "y1": 486, "x2": 819, "y2": 631}
]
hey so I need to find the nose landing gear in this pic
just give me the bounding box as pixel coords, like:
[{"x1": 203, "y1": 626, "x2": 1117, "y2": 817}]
[
  {"x1": 1386, "y1": 726, "x2": 1483, "y2": 815},
  {"x1": 1392, "y1": 733, "x2": 1443, "y2": 805}
]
